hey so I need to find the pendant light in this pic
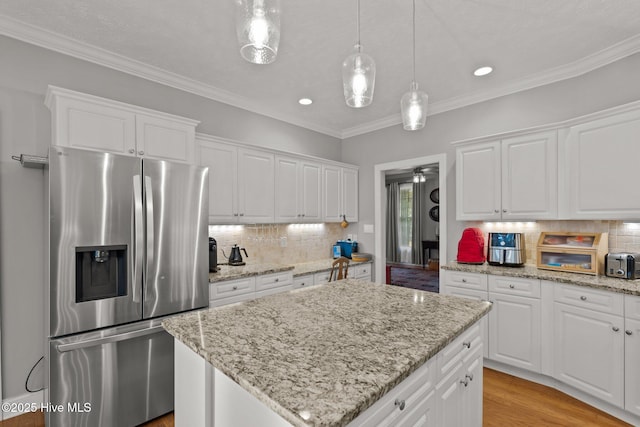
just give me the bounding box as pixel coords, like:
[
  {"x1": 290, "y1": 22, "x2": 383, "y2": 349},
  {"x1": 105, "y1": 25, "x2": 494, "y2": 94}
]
[
  {"x1": 235, "y1": 0, "x2": 281, "y2": 65},
  {"x1": 342, "y1": 0, "x2": 376, "y2": 108},
  {"x1": 401, "y1": 0, "x2": 428, "y2": 130}
]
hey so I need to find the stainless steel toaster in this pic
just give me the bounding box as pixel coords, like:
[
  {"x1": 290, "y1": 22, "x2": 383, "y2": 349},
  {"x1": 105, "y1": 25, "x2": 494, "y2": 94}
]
[{"x1": 605, "y1": 253, "x2": 640, "y2": 279}]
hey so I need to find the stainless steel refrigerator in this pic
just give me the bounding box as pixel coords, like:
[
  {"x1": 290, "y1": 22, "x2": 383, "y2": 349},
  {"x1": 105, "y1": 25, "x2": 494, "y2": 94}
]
[{"x1": 45, "y1": 146, "x2": 209, "y2": 426}]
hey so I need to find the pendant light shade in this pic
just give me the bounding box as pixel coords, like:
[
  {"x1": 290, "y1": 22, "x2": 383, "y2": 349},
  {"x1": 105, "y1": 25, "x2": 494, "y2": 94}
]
[
  {"x1": 235, "y1": 0, "x2": 281, "y2": 65},
  {"x1": 401, "y1": 82, "x2": 428, "y2": 130},
  {"x1": 401, "y1": 0, "x2": 428, "y2": 130},
  {"x1": 342, "y1": 45, "x2": 376, "y2": 108},
  {"x1": 342, "y1": 0, "x2": 376, "y2": 108}
]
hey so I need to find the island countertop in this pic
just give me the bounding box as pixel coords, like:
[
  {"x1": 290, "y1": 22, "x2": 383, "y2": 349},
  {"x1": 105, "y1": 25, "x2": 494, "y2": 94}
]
[{"x1": 162, "y1": 279, "x2": 491, "y2": 427}]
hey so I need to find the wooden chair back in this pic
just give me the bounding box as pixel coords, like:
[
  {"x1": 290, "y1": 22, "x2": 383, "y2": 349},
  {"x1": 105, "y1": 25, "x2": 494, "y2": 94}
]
[{"x1": 329, "y1": 257, "x2": 350, "y2": 282}]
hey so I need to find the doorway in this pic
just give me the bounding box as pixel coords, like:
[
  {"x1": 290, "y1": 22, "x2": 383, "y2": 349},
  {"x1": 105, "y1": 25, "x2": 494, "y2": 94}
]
[{"x1": 373, "y1": 154, "x2": 447, "y2": 289}]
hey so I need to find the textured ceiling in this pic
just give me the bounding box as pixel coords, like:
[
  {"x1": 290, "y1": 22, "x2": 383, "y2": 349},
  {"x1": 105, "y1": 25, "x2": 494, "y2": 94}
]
[{"x1": 1, "y1": 0, "x2": 640, "y2": 137}]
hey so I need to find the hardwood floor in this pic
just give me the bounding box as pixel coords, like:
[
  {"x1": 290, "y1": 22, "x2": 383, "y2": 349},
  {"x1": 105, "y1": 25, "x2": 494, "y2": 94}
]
[
  {"x1": 0, "y1": 369, "x2": 631, "y2": 426},
  {"x1": 483, "y1": 368, "x2": 630, "y2": 427}
]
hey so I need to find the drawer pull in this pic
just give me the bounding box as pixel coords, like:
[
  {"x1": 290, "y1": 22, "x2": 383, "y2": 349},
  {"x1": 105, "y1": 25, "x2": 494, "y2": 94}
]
[
  {"x1": 275, "y1": 278, "x2": 279, "y2": 282},
  {"x1": 465, "y1": 373, "x2": 474, "y2": 381},
  {"x1": 232, "y1": 285, "x2": 238, "y2": 290},
  {"x1": 460, "y1": 378, "x2": 469, "y2": 387},
  {"x1": 613, "y1": 326, "x2": 620, "y2": 332},
  {"x1": 300, "y1": 282, "x2": 306, "y2": 286},
  {"x1": 461, "y1": 279, "x2": 467, "y2": 283},
  {"x1": 394, "y1": 399, "x2": 406, "y2": 411},
  {"x1": 462, "y1": 341, "x2": 471, "y2": 349},
  {"x1": 626, "y1": 330, "x2": 633, "y2": 336},
  {"x1": 580, "y1": 296, "x2": 587, "y2": 301},
  {"x1": 509, "y1": 284, "x2": 515, "y2": 289}
]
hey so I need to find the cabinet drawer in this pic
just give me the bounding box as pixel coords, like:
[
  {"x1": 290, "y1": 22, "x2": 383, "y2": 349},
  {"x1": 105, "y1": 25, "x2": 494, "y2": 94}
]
[
  {"x1": 625, "y1": 295, "x2": 640, "y2": 321},
  {"x1": 255, "y1": 271, "x2": 293, "y2": 292},
  {"x1": 489, "y1": 275, "x2": 540, "y2": 298},
  {"x1": 349, "y1": 358, "x2": 435, "y2": 426},
  {"x1": 351, "y1": 263, "x2": 372, "y2": 279},
  {"x1": 293, "y1": 274, "x2": 315, "y2": 290},
  {"x1": 436, "y1": 321, "x2": 481, "y2": 381},
  {"x1": 554, "y1": 283, "x2": 623, "y2": 315},
  {"x1": 444, "y1": 271, "x2": 487, "y2": 291},
  {"x1": 210, "y1": 277, "x2": 255, "y2": 300},
  {"x1": 314, "y1": 271, "x2": 332, "y2": 285}
]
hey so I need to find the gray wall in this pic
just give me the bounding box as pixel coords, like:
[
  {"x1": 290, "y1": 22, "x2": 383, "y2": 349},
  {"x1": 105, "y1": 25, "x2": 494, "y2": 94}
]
[
  {"x1": 0, "y1": 35, "x2": 341, "y2": 400},
  {"x1": 342, "y1": 52, "x2": 640, "y2": 274}
]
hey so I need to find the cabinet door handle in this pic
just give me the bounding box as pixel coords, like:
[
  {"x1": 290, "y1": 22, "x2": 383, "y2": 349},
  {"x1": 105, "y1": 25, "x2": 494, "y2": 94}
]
[
  {"x1": 394, "y1": 399, "x2": 406, "y2": 411},
  {"x1": 460, "y1": 379, "x2": 469, "y2": 387},
  {"x1": 494, "y1": 209, "x2": 500, "y2": 213},
  {"x1": 580, "y1": 296, "x2": 587, "y2": 301},
  {"x1": 503, "y1": 209, "x2": 507, "y2": 213},
  {"x1": 138, "y1": 150, "x2": 144, "y2": 155},
  {"x1": 239, "y1": 213, "x2": 244, "y2": 216},
  {"x1": 626, "y1": 330, "x2": 633, "y2": 336},
  {"x1": 461, "y1": 278, "x2": 467, "y2": 283},
  {"x1": 233, "y1": 213, "x2": 239, "y2": 217},
  {"x1": 613, "y1": 326, "x2": 620, "y2": 332},
  {"x1": 232, "y1": 285, "x2": 238, "y2": 290},
  {"x1": 465, "y1": 373, "x2": 474, "y2": 381},
  {"x1": 128, "y1": 148, "x2": 135, "y2": 154},
  {"x1": 462, "y1": 341, "x2": 471, "y2": 349},
  {"x1": 509, "y1": 284, "x2": 515, "y2": 289},
  {"x1": 300, "y1": 282, "x2": 306, "y2": 286},
  {"x1": 275, "y1": 278, "x2": 279, "y2": 282}
]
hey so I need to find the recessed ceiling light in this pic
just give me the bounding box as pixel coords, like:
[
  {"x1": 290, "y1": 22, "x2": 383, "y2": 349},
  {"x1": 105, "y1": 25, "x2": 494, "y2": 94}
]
[
  {"x1": 298, "y1": 98, "x2": 313, "y2": 106},
  {"x1": 473, "y1": 66, "x2": 493, "y2": 77}
]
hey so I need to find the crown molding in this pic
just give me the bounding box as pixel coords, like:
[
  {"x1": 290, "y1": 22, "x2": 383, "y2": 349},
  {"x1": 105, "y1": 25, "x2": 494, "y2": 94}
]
[
  {"x1": 0, "y1": 14, "x2": 343, "y2": 139},
  {"x1": 2, "y1": 14, "x2": 640, "y2": 141}
]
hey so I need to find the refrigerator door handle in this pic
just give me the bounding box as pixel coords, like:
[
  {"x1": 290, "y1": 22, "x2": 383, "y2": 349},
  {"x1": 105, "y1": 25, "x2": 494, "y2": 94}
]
[
  {"x1": 56, "y1": 325, "x2": 165, "y2": 352},
  {"x1": 145, "y1": 176, "x2": 155, "y2": 278},
  {"x1": 133, "y1": 175, "x2": 144, "y2": 303}
]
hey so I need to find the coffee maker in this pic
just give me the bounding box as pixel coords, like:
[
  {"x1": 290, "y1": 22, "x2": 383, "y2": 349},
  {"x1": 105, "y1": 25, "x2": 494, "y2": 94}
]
[
  {"x1": 209, "y1": 237, "x2": 218, "y2": 272},
  {"x1": 487, "y1": 233, "x2": 526, "y2": 266}
]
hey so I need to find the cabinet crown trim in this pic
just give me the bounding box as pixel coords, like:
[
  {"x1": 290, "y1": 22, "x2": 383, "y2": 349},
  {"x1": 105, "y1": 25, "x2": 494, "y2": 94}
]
[
  {"x1": 196, "y1": 132, "x2": 358, "y2": 169},
  {"x1": 450, "y1": 99, "x2": 640, "y2": 147},
  {"x1": 44, "y1": 85, "x2": 201, "y2": 126}
]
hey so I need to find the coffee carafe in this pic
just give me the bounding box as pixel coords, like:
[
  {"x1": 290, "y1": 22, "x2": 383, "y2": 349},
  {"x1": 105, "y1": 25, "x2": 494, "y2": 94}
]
[{"x1": 209, "y1": 238, "x2": 218, "y2": 272}]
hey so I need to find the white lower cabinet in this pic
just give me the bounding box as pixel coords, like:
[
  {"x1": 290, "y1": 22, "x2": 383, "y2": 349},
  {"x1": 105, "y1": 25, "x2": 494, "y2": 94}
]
[
  {"x1": 351, "y1": 263, "x2": 372, "y2": 280},
  {"x1": 624, "y1": 295, "x2": 640, "y2": 416},
  {"x1": 210, "y1": 272, "x2": 293, "y2": 307},
  {"x1": 488, "y1": 276, "x2": 541, "y2": 373},
  {"x1": 292, "y1": 274, "x2": 316, "y2": 290}
]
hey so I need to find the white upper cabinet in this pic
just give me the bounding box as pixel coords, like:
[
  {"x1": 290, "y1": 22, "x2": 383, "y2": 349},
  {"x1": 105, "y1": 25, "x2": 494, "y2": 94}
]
[
  {"x1": 237, "y1": 148, "x2": 275, "y2": 224},
  {"x1": 323, "y1": 165, "x2": 359, "y2": 223},
  {"x1": 198, "y1": 138, "x2": 238, "y2": 224},
  {"x1": 560, "y1": 108, "x2": 640, "y2": 219},
  {"x1": 501, "y1": 131, "x2": 557, "y2": 220},
  {"x1": 456, "y1": 141, "x2": 502, "y2": 221},
  {"x1": 456, "y1": 131, "x2": 557, "y2": 221},
  {"x1": 45, "y1": 86, "x2": 198, "y2": 163},
  {"x1": 275, "y1": 156, "x2": 322, "y2": 222}
]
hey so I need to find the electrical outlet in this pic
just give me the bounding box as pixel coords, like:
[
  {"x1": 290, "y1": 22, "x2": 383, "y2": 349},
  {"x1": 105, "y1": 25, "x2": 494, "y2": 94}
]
[{"x1": 280, "y1": 237, "x2": 287, "y2": 247}]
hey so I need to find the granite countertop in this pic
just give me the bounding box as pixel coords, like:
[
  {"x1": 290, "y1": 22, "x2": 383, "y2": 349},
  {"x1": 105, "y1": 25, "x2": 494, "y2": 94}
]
[
  {"x1": 163, "y1": 279, "x2": 491, "y2": 427},
  {"x1": 443, "y1": 262, "x2": 640, "y2": 296},
  {"x1": 209, "y1": 259, "x2": 373, "y2": 283}
]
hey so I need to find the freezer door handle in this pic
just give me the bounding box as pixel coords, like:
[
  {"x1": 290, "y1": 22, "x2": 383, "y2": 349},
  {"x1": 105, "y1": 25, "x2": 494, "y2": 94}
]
[
  {"x1": 145, "y1": 176, "x2": 155, "y2": 278},
  {"x1": 133, "y1": 175, "x2": 144, "y2": 303},
  {"x1": 56, "y1": 325, "x2": 165, "y2": 353}
]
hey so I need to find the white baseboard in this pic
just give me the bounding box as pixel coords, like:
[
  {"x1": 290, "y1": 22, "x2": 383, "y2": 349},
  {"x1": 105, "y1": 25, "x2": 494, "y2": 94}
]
[{"x1": 2, "y1": 390, "x2": 44, "y2": 420}]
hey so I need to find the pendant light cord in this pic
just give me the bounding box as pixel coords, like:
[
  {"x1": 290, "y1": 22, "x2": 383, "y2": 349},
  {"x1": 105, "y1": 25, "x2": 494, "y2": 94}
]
[
  {"x1": 412, "y1": 0, "x2": 416, "y2": 84},
  {"x1": 357, "y1": 0, "x2": 361, "y2": 50}
]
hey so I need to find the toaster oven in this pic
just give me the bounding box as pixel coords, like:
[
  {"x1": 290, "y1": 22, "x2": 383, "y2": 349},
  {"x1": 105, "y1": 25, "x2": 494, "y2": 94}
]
[{"x1": 605, "y1": 253, "x2": 640, "y2": 279}]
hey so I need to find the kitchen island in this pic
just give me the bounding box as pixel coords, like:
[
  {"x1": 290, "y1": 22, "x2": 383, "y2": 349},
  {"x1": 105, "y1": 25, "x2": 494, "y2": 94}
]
[{"x1": 162, "y1": 279, "x2": 491, "y2": 427}]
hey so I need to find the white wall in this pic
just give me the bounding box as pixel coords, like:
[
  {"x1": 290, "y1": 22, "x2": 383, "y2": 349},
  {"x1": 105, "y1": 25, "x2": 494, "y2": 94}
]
[
  {"x1": 0, "y1": 35, "x2": 341, "y2": 401},
  {"x1": 342, "y1": 52, "x2": 640, "y2": 278}
]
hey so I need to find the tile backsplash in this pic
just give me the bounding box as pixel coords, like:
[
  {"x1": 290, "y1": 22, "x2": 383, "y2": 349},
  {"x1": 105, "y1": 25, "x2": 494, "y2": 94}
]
[
  {"x1": 466, "y1": 220, "x2": 640, "y2": 265},
  {"x1": 209, "y1": 223, "x2": 347, "y2": 264}
]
